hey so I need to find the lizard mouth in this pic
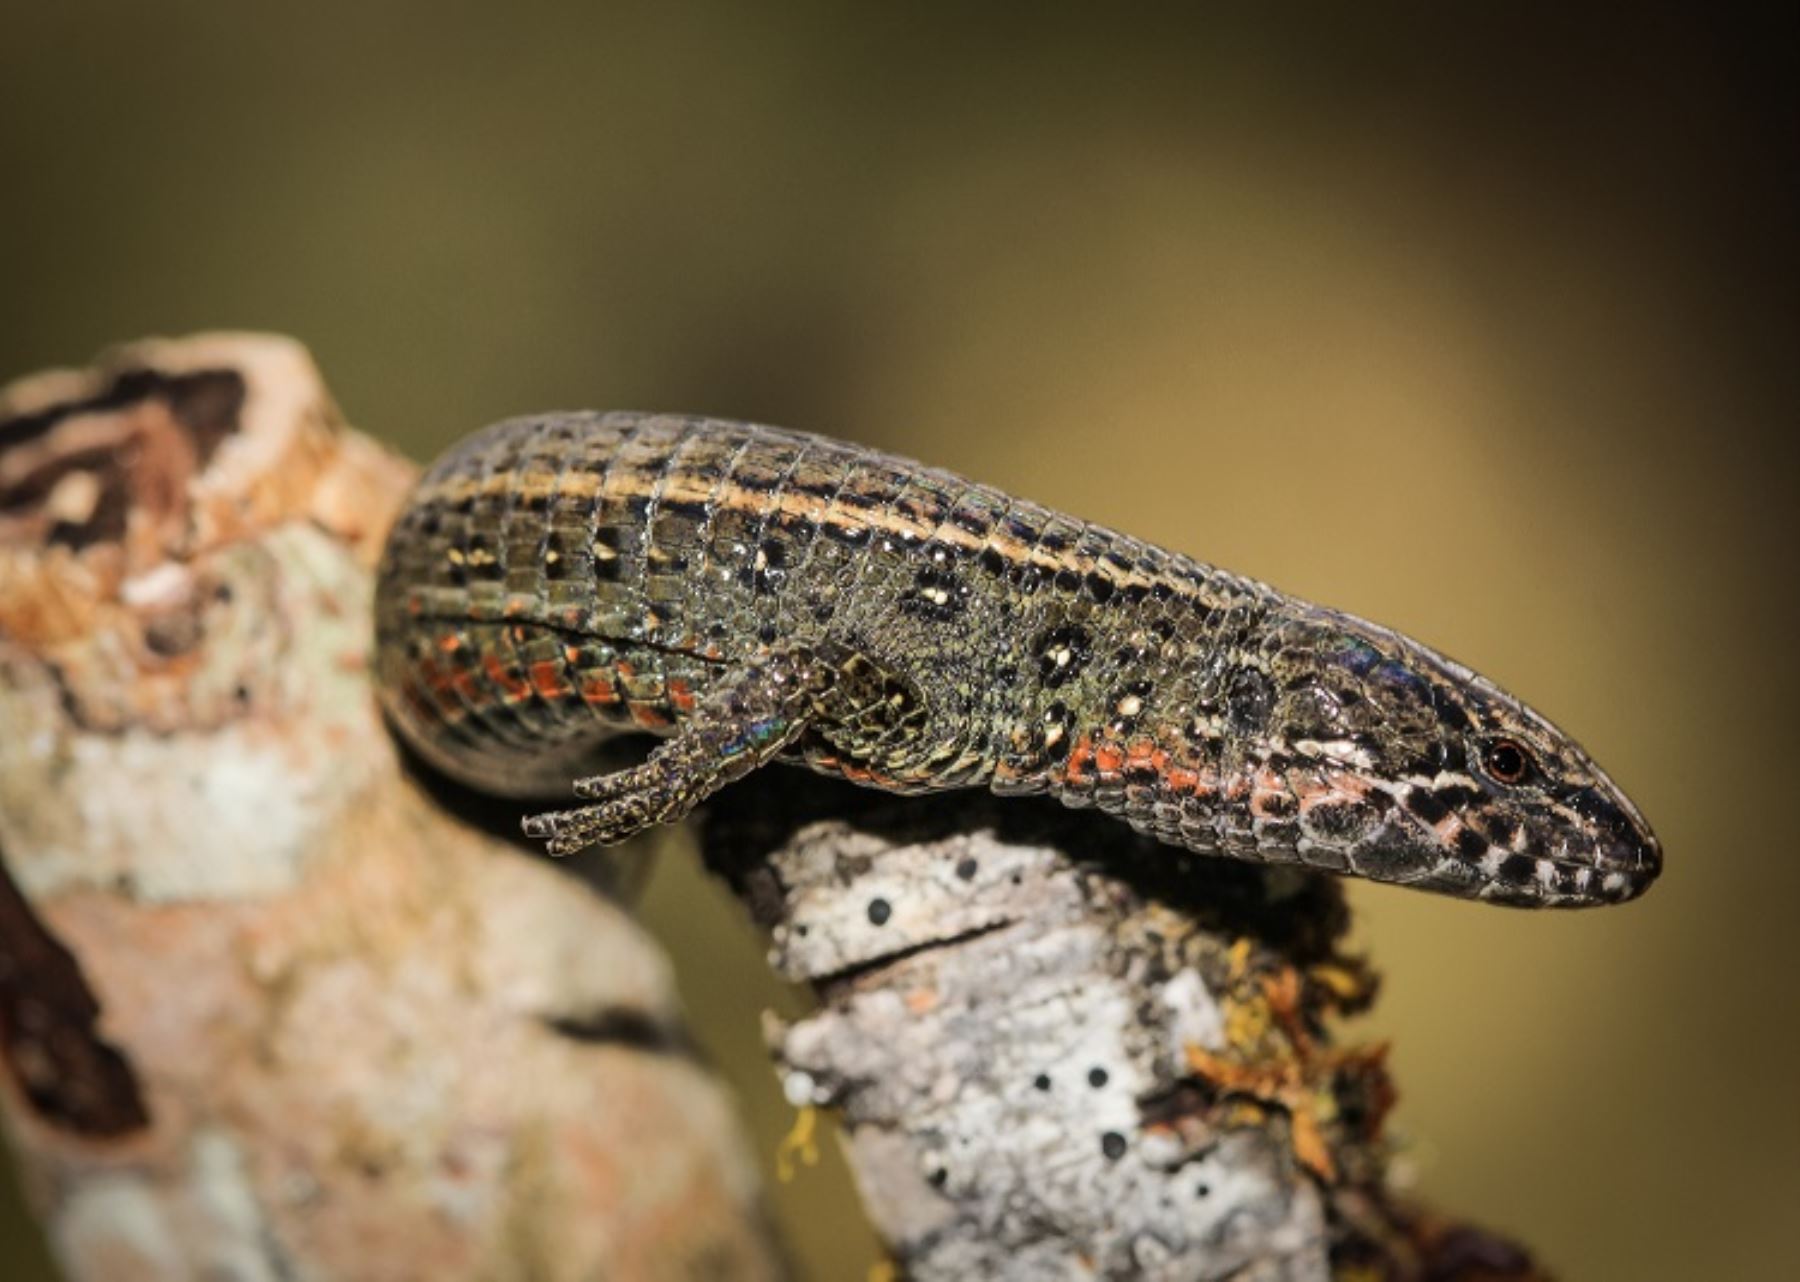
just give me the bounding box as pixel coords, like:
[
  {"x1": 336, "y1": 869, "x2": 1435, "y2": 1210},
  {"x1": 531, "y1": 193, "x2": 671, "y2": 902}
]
[
  {"x1": 1478, "y1": 836, "x2": 1660, "y2": 906},
  {"x1": 1568, "y1": 782, "x2": 1662, "y2": 881}
]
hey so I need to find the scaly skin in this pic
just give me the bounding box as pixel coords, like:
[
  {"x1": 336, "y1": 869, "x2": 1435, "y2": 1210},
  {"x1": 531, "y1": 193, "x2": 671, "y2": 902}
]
[{"x1": 375, "y1": 412, "x2": 1660, "y2": 907}]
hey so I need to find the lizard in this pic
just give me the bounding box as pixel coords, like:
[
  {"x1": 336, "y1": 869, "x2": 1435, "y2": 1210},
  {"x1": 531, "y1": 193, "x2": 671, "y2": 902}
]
[{"x1": 374, "y1": 412, "x2": 1660, "y2": 907}]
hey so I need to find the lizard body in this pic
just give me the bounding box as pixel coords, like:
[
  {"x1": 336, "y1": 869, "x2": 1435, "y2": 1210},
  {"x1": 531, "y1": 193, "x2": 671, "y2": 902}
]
[{"x1": 375, "y1": 412, "x2": 1659, "y2": 907}]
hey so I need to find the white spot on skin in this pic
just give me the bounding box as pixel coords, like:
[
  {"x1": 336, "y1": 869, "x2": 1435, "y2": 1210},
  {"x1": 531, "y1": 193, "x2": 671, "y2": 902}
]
[
  {"x1": 1115, "y1": 694, "x2": 1142, "y2": 718},
  {"x1": 1292, "y1": 738, "x2": 1374, "y2": 769}
]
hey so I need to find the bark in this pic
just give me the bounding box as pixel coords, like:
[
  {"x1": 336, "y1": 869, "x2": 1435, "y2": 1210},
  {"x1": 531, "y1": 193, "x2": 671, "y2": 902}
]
[
  {"x1": 702, "y1": 775, "x2": 1547, "y2": 1281},
  {"x1": 0, "y1": 335, "x2": 783, "y2": 1282}
]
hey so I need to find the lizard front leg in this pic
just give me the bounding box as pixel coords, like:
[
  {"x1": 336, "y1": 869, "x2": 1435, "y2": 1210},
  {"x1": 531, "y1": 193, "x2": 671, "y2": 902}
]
[{"x1": 522, "y1": 645, "x2": 831, "y2": 856}]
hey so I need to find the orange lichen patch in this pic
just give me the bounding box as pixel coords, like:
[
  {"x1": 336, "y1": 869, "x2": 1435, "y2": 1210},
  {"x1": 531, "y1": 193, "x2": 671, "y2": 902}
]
[
  {"x1": 1262, "y1": 967, "x2": 1315, "y2": 1056},
  {"x1": 1187, "y1": 961, "x2": 1395, "y2": 1186},
  {"x1": 1307, "y1": 959, "x2": 1380, "y2": 1011},
  {"x1": 904, "y1": 987, "x2": 938, "y2": 1015},
  {"x1": 1227, "y1": 937, "x2": 1254, "y2": 982},
  {"x1": 1184, "y1": 1043, "x2": 1338, "y2": 1182}
]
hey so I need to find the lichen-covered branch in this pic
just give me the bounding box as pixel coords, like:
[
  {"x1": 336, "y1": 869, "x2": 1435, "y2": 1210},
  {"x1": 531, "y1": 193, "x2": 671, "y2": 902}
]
[
  {"x1": 702, "y1": 772, "x2": 1549, "y2": 1281},
  {"x1": 0, "y1": 335, "x2": 783, "y2": 1281}
]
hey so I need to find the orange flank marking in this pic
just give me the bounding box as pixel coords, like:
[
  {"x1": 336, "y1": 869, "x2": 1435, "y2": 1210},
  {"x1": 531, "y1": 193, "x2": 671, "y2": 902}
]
[
  {"x1": 814, "y1": 752, "x2": 904, "y2": 791},
  {"x1": 1123, "y1": 740, "x2": 1167, "y2": 777},
  {"x1": 629, "y1": 703, "x2": 672, "y2": 729},
  {"x1": 1065, "y1": 734, "x2": 1210, "y2": 795},
  {"x1": 580, "y1": 673, "x2": 619, "y2": 705},
  {"x1": 528, "y1": 660, "x2": 572, "y2": 700},
  {"x1": 667, "y1": 678, "x2": 698, "y2": 714},
  {"x1": 1162, "y1": 763, "x2": 1201, "y2": 794},
  {"x1": 564, "y1": 645, "x2": 582, "y2": 665},
  {"x1": 1064, "y1": 736, "x2": 1095, "y2": 783},
  {"x1": 482, "y1": 653, "x2": 532, "y2": 702},
  {"x1": 437, "y1": 633, "x2": 463, "y2": 653},
  {"x1": 615, "y1": 659, "x2": 635, "y2": 678}
]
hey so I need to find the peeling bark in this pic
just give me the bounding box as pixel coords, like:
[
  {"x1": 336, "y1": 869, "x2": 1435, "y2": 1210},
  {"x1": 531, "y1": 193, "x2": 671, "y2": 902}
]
[{"x1": 0, "y1": 335, "x2": 783, "y2": 1282}]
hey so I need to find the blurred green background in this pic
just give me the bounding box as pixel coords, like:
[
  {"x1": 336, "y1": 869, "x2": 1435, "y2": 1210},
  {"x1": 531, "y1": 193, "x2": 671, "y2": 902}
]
[{"x1": 2, "y1": 5, "x2": 1794, "y2": 1278}]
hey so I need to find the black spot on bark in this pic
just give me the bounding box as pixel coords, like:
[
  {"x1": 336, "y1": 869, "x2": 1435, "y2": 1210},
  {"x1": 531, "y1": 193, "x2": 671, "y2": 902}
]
[
  {"x1": 0, "y1": 851, "x2": 150, "y2": 1138},
  {"x1": 543, "y1": 1008, "x2": 690, "y2": 1057}
]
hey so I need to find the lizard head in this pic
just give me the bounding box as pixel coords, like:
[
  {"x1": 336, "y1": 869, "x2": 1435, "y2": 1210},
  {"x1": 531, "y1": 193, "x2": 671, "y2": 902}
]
[{"x1": 1248, "y1": 608, "x2": 1660, "y2": 906}]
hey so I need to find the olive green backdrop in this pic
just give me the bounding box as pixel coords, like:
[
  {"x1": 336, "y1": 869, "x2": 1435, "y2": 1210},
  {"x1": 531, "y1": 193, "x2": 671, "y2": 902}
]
[{"x1": 2, "y1": 6, "x2": 1794, "y2": 1279}]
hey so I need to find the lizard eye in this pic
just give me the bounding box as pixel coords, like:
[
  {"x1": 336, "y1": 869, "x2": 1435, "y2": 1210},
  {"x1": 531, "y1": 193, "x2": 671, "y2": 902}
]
[{"x1": 1481, "y1": 737, "x2": 1535, "y2": 786}]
